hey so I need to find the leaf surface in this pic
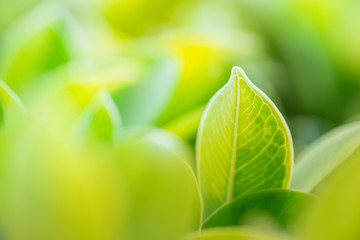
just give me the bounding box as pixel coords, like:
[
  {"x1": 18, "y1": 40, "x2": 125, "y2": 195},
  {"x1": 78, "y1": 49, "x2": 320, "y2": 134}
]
[
  {"x1": 0, "y1": 2, "x2": 89, "y2": 97},
  {"x1": 113, "y1": 57, "x2": 178, "y2": 126},
  {"x1": 0, "y1": 79, "x2": 25, "y2": 128},
  {"x1": 116, "y1": 129, "x2": 202, "y2": 240},
  {"x1": 291, "y1": 122, "x2": 360, "y2": 192},
  {"x1": 300, "y1": 146, "x2": 360, "y2": 240},
  {"x1": 203, "y1": 189, "x2": 312, "y2": 231},
  {"x1": 197, "y1": 67, "x2": 293, "y2": 217},
  {"x1": 184, "y1": 226, "x2": 289, "y2": 240},
  {"x1": 0, "y1": 80, "x2": 25, "y2": 109},
  {"x1": 1, "y1": 117, "x2": 127, "y2": 240},
  {"x1": 72, "y1": 89, "x2": 123, "y2": 143}
]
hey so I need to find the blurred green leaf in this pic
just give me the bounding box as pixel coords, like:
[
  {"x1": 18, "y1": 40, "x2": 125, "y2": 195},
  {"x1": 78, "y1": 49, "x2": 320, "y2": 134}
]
[
  {"x1": 115, "y1": 129, "x2": 201, "y2": 240},
  {"x1": 60, "y1": 58, "x2": 141, "y2": 108},
  {"x1": 113, "y1": 57, "x2": 178, "y2": 126},
  {"x1": 183, "y1": 226, "x2": 289, "y2": 240},
  {"x1": 291, "y1": 122, "x2": 360, "y2": 192},
  {"x1": 299, "y1": 146, "x2": 360, "y2": 240},
  {"x1": 72, "y1": 89, "x2": 122, "y2": 143},
  {"x1": 0, "y1": 2, "x2": 90, "y2": 97},
  {"x1": 0, "y1": 80, "x2": 25, "y2": 110},
  {"x1": 0, "y1": 79, "x2": 25, "y2": 128},
  {"x1": 1, "y1": 118, "x2": 126, "y2": 240},
  {"x1": 100, "y1": 0, "x2": 187, "y2": 37},
  {"x1": 0, "y1": 0, "x2": 40, "y2": 31},
  {"x1": 21, "y1": 58, "x2": 140, "y2": 133},
  {"x1": 197, "y1": 67, "x2": 293, "y2": 218},
  {"x1": 0, "y1": 100, "x2": 4, "y2": 127},
  {"x1": 203, "y1": 189, "x2": 312, "y2": 232}
]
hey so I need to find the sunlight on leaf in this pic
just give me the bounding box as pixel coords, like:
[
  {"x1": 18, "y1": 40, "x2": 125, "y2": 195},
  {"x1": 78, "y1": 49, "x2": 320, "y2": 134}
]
[{"x1": 197, "y1": 67, "x2": 293, "y2": 217}]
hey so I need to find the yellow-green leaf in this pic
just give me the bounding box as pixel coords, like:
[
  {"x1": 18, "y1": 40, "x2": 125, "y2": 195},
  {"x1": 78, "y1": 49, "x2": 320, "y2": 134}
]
[
  {"x1": 0, "y1": 79, "x2": 25, "y2": 128},
  {"x1": 1, "y1": 117, "x2": 127, "y2": 240},
  {"x1": 113, "y1": 57, "x2": 178, "y2": 126},
  {"x1": 0, "y1": 2, "x2": 89, "y2": 97},
  {"x1": 299, "y1": 147, "x2": 360, "y2": 240},
  {"x1": 0, "y1": 80, "x2": 25, "y2": 110},
  {"x1": 291, "y1": 122, "x2": 360, "y2": 192},
  {"x1": 184, "y1": 226, "x2": 290, "y2": 240},
  {"x1": 116, "y1": 129, "x2": 202, "y2": 240},
  {"x1": 72, "y1": 89, "x2": 123, "y2": 143},
  {"x1": 197, "y1": 67, "x2": 293, "y2": 217},
  {"x1": 203, "y1": 189, "x2": 312, "y2": 232}
]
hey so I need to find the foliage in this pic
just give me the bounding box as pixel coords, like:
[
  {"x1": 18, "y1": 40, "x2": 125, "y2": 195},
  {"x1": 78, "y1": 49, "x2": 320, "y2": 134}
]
[{"x1": 1, "y1": 0, "x2": 360, "y2": 239}]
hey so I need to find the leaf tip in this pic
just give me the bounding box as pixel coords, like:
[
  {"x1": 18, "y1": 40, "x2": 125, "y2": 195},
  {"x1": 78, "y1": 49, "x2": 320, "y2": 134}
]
[
  {"x1": 231, "y1": 66, "x2": 246, "y2": 77},
  {"x1": 230, "y1": 66, "x2": 253, "y2": 87}
]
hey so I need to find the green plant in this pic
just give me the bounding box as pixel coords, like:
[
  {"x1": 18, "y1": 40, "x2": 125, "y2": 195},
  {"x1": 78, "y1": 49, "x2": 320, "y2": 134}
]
[
  {"x1": 1, "y1": 0, "x2": 360, "y2": 238},
  {"x1": 2, "y1": 64, "x2": 360, "y2": 240}
]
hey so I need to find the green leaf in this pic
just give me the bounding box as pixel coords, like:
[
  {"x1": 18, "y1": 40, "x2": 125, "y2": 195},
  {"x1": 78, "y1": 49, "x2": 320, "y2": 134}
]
[
  {"x1": 0, "y1": 2, "x2": 89, "y2": 97},
  {"x1": 112, "y1": 57, "x2": 178, "y2": 126},
  {"x1": 299, "y1": 146, "x2": 360, "y2": 240},
  {"x1": 203, "y1": 189, "x2": 312, "y2": 231},
  {"x1": 0, "y1": 0, "x2": 40, "y2": 31},
  {"x1": 291, "y1": 122, "x2": 360, "y2": 192},
  {"x1": 183, "y1": 226, "x2": 290, "y2": 240},
  {"x1": 116, "y1": 129, "x2": 202, "y2": 240},
  {"x1": 197, "y1": 67, "x2": 293, "y2": 217},
  {"x1": 60, "y1": 58, "x2": 140, "y2": 109},
  {"x1": 0, "y1": 79, "x2": 25, "y2": 128},
  {"x1": 0, "y1": 100, "x2": 4, "y2": 128},
  {"x1": 0, "y1": 80, "x2": 25, "y2": 110},
  {"x1": 101, "y1": 0, "x2": 184, "y2": 37},
  {"x1": 1, "y1": 117, "x2": 127, "y2": 240},
  {"x1": 72, "y1": 89, "x2": 123, "y2": 143}
]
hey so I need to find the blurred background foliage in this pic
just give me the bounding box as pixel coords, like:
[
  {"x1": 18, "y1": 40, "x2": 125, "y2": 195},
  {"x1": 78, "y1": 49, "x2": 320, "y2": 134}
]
[
  {"x1": 0, "y1": 0, "x2": 360, "y2": 239},
  {"x1": 2, "y1": 0, "x2": 359, "y2": 153}
]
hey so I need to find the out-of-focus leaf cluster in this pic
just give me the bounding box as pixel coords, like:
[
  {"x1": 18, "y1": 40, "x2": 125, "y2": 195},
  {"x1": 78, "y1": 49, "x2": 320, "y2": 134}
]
[{"x1": 2, "y1": 0, "x2": 360, "y2": 151}]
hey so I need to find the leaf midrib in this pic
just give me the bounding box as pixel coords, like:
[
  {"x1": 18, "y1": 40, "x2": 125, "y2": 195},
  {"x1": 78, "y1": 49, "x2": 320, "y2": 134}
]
[{"x1": 225, "y1": 75, "x2": 241, "y2": 202}]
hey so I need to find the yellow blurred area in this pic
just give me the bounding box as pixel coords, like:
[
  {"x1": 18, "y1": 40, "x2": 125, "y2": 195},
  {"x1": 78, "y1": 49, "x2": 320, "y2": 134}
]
[{"x1": 0, "y1": 117, "x2": 126, "y2": 240}]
